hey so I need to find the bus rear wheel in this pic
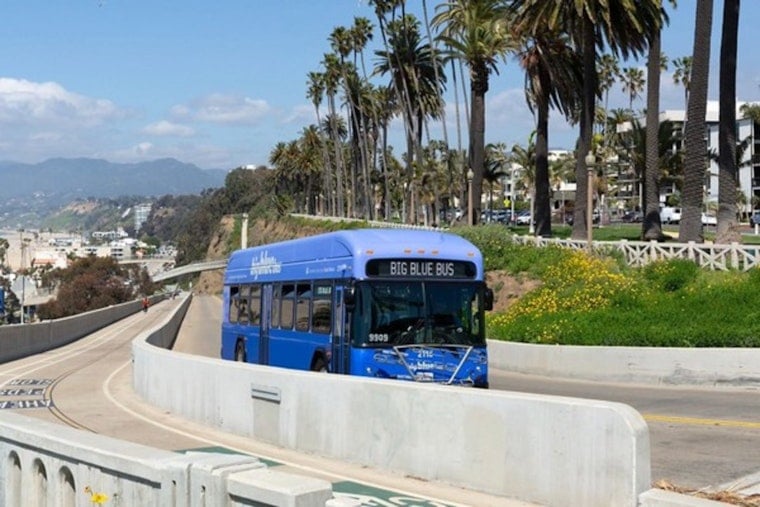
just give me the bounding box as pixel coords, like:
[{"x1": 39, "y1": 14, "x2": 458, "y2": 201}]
[
  {"x1": 312, "y1": 357, "x2": 327, "y2": 373},
  {"x1": 235, "y1": 341, "x2": 246, "y2": 362}
]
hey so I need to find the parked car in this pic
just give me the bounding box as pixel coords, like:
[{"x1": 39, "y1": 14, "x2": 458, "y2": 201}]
[
  {"x1": 621, "y1": 210, "x2": 643, "y2": 223},
  {"x1": 481, "y1": 209, "x2": 511, "y2": 224},
  {"x1": 750, "y1": 211, "x2": 760, "y2": 226},
  {"x1": 701, "y1": 213, "x2": 717, "y2": 226},
  {"x1": 515, "y1": 211, "x2": 532, "y2": 225},
  {"x1": 660, "y1": 206, "x2": 682, "y2": 224}
]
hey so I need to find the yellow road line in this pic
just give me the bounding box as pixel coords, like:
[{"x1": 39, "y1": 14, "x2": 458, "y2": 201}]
[{"x1": 643, "y1": 413, "x2": 760, "y2": 429}]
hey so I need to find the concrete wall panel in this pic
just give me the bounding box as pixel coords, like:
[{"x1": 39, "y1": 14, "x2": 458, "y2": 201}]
[
  {"x1": 488, "y1": 340, "x2": 760, "y2": 387},
  {"x1": 134, "y1": 329, "x2": 650, "y2": 507}
]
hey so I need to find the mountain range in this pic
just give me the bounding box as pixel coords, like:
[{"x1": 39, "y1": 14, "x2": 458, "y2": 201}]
[
  {"x1": 0, "y1": 158, "x2": 227, "y2": 202},
  {"x1": 0, "y1": 157, "x2": 228, "y2": 229}
]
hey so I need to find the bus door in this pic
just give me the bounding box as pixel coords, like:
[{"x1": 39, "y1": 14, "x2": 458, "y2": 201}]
[
  {"x1": 331, "y1": 285, "x2": 350, "y2": 374},
  {"x1": 259, "y1": 284, "x2": 272, "y2": 365}
]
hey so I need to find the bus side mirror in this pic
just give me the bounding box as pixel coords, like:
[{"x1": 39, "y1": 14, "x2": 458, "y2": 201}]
[
  {"x1": 484, "y1": 288, "x2": 494, "y2": 311},
  {"x1": 344, "y1": 286, "x2": 356, "y2": 310}
]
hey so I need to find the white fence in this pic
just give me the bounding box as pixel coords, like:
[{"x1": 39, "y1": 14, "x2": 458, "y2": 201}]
[{"x1": 511, "y1": 236, "x2": 760, "y2": 271}]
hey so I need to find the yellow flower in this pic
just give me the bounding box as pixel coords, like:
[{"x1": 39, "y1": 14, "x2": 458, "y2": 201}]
[{"x1": 84, "y1": 486, "x2": 109, "y2": 505}]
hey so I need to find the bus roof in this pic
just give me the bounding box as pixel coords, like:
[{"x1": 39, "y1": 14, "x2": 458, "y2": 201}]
[{"x1": 224, "y1": 228, "x2": 484, "y2": 284}]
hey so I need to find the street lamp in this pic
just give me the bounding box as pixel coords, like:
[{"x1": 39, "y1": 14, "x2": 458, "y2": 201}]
[
  {"x1": 510, "y1": 163, "x2": 518, "y2": 225},
  {"x1": 585, "y1": 151, "x2": 596, "y2": 250},
  {"x1": 241, "y1": 213, "x2": 249, "y2": 249},
  {"x1": 467, "y1": 168, "x2": 474, "y2": 225}
]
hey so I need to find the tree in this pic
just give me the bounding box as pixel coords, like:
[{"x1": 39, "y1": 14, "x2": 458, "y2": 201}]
[
  {"x1": 37, "y1": 256, "x2": 147, "y2": 319},
  {"x1": 620, "y1": 66, "x2": 646, "y2": 113},
  {"x1": 597, "y1": 54, "x2": 620, "y2": 137},
  {"x1": 643, "y1": 2, "x2": 674, "y2": 241},
  {"x1": 679, "y1": 0, "x2": 713, "y2": 243},
  {"x1": 374, "y1": 13, "x2": 446, "y2": 224},
  {"x1": 509, "y1": 0, "x2": 665, "y2": 241},
  {"x1": 672, "y1": 56, "x2": 693, "y2": 111},
  {"x1": 483, "y1": 143, "x2": 509, "y2": 214},
  {"x1": 716, "y1": 0, "x2": 741, "y2": 244},
  {"x1": 512, "y1": 21, "x2": 581, "y2": 237},
  {"x1": 306, "y1": 71, "x2": 334, "y2": 216},
  {"x1": 432, "y1": 0, "x2": 515, "y2": 225}
]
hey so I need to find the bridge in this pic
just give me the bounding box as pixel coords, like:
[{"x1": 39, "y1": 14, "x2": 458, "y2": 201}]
[{"x1": 149, "y1": 259, "x2": 227, "y2": 282}]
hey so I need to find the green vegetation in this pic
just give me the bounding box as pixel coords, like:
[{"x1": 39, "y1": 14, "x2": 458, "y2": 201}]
[
  {"x1": 464, "y1": 226, "x2": 760, "y2": 348},
  {"x1": 35, "y1": 257, "x2": 157, "y2": 320}
]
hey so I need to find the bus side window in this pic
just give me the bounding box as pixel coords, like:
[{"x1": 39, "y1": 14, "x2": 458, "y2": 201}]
[
  {"x1": 238, "y1": 285, "x2": 250, "y2": 324},
  {"x1": 249, "y1": 284, "x2": 261, "y2": 325},
  {"x1": 229, "y1": 286, "x2": 241, "y2": 323},
  {"x1": 295, "y1": 282, "x2": 311, "y2": 331},
  {"x1": 280, "y1": 283, "x2": 296, "y2": 329},
  {"x1": 272, "y1": 284, "x2": 282, "y2": 328},
  {"x1": 312, "y1": 282, "x2": 332, "y2": 334}
]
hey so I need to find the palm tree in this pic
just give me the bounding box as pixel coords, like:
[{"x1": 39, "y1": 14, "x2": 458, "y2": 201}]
[
  {"x1": 620, "y1": 67, "x2": 645, "y2": 113},
  {"x1": 623, "y1": 119, "x2": 683, "y2": 209},
  {"x1": 432, "y1": 0, "x2": 515, "y2": 225},
  {"x1": 597, "y1": 54, "x2": 620, "y2": 137},
  {"x1": 715, "y1": 0, "x2": 741, "y2": 244},
  {"x1": 740, "y1": 103, "x2": 760, "y2": 123},
  {"x1": 374, "y1": 14, "x2": 446, "y2": 224},
  {"x1": 511, "y1": 136, "x2": 537, "y2": 230},
  {"x1": 321, "y1": 53, "x2": 346, "y2": 217},
  {"x1": 643, "y1": 2, "x2": 673, "y2": 241},
  {"x1": 679, "y1": 0, "x2": 713, "y2": 243},
  {"x1": 512, "y1": 22, "x2": 581, "y2": 237},
  {"x1": 509, "y1": 0, "x2": 665, "y2": 241},
  {"x1": 484, "y1": 143, "x2": 509, "y2": 214},
  {"x1": 672, "y1": 56, "x2": 693, "y2": 111},
  {"x1": 306, "y1": 71, "x2": 333, "y2": 216}
]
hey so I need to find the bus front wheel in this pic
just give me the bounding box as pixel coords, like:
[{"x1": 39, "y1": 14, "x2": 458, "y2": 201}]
[{"x1": 235, "y1": 341, "x2": 246, "y2": 362}]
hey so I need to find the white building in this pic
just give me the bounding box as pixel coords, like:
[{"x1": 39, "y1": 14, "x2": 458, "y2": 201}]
[{"x1": 134, "y1": 203, "x2": 152, "y2": 234}]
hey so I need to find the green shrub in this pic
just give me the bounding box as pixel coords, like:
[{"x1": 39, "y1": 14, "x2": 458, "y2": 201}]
[{"x1": 642, "y1": 259, "x2": 699, "y2": 292}]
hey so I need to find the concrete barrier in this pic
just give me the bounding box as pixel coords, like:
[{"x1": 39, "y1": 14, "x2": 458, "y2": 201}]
[
  {"x1": 134, "y1": 331, "x2": 651, "y2": 506},
  {"x1": 487, "y1": 339, "x2": 760, "y2": 387},
  {"x1": 0, "y1": 296, "x2": 165, "y2": 364},
  {"x1": 0, "y1": 410, "x2": 332, "y2": 506}
]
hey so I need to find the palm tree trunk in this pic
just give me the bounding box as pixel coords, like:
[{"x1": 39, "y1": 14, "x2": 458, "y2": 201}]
[
  {"x1": 716, "y1": 0, "x2": 741, "y2": 244},
  {"x1": 679, "y1": 0, "x2": 713, "y2": 243},
  {"x1": 534, "y1": 94, "x2": 551, "y2": 237},
  {"x1": 643, "y1": 30, "x2": 665, "y2": 240},
  {"x1": 572, "y1": 18, "x2": 596, "y2": 241}
]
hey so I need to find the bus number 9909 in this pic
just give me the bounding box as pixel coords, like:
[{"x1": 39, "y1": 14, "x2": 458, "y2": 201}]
[{"x1": 368, "y1": 333, "x2": 389, "y2": 343}]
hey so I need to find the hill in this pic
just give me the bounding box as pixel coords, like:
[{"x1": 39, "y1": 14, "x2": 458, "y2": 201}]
[{"x1": 0, "y1": 157, "x2": 227, "y2": 228}]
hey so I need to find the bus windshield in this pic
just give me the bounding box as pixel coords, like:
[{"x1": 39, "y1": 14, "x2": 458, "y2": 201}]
[{"x1": 354, "y1": 281, "x2": 485, "y2": 347}]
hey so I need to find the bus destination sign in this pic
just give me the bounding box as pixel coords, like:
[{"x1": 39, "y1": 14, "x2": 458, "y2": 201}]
[{"x1": 366, "y1": 259, "x2": 476, "y2": 279}]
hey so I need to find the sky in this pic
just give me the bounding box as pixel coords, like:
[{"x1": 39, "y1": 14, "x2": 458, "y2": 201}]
[{"x1": 0, "y1": 1, "x2": 758, "y2": 171}]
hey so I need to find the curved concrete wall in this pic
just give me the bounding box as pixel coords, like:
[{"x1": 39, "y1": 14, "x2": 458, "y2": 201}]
[
  {"x1": 0, "y1": 295, "x2": 335, "y2": 507},
  {"x1": 134, "y1": 326, "x2": 651, "y2": 506},
  {"x1": 488, "y1": 340, "x2": 760, "y2": 387},
  {"x1": 0, "y1": 295, "x2": 164, "y2": 364}
]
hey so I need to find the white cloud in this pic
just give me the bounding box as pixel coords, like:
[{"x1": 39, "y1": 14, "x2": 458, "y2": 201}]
[
  {"x1": 142, "y1": 120, "x2": 195, "y2": 137},
  {"x1": 0, "y1": 77, "x2": 125, "y2": 127},
  {"x1": 171, "y1": 93, "x2": 272, "y2": 125},
  {"x1": 283, "y1": 103, "x2": 316, "y2": 125}
]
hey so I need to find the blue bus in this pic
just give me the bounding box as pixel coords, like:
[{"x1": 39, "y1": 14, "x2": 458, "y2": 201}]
[{"x1": 220, "y1": 228, "x2": 493, "y2": 387}]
